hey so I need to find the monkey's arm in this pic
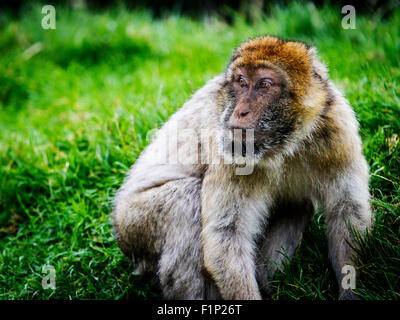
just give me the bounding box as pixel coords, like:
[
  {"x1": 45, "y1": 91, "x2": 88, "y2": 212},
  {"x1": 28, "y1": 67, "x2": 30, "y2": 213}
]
[
  {"x1": 322, "y1": 162, "x2": 372, "y2": 299},
  {"x1": 200, "y1": 168, "x2": 265, "y2": 300}
]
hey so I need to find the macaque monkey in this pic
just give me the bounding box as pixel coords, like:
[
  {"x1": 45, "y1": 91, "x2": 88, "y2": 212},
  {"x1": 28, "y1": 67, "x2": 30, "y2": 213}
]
[{"x1": 112, "y1": 36, "x2": 372, "y2": 300}]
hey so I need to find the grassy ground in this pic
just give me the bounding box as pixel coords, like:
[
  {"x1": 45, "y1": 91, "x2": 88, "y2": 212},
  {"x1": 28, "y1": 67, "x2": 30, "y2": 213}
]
[{"x1": 0, "y1": 2, "x2": 399, "y2": 300}]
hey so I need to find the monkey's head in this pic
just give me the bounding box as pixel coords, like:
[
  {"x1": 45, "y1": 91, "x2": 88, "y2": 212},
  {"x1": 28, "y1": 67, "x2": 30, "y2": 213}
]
[{"x1": 217, "y1": 36, "x2": 330, "y2": 161}]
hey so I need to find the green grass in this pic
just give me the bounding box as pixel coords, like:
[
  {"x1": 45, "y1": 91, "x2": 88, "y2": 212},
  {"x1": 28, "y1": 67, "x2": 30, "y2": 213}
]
[{"x1": 0, "y1": 2, "x2": 399, "y2": 300}]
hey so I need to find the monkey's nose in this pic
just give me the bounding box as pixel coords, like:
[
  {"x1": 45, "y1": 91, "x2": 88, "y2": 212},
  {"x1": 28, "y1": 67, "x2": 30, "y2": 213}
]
[
  {"x1": 228, "y1": 119, "x2": 249, "y2": 130},
  {"x1": 229, "y1": 112, "x2": 252, "y2": 130}
]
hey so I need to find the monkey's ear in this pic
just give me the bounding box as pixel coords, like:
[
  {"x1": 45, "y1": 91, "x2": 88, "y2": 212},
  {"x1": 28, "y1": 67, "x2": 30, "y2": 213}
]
[{"x1": 308, "y1": 47, "x2": 329, "y2": 82}]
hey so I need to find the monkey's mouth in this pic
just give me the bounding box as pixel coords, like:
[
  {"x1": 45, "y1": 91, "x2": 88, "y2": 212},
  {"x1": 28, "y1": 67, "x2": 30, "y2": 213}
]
[
  {"x1": 229, "y1": 141, "x2": 262, "y2": 157},
  {"x1": 229, "y1": 128, "x2": 258, "y2": 142},
  {"x1": 228, "y1": 138, "x2": 261, "y2": 158},
  {"x1": 224, "y1": 128, "x2": 264, "y2": 158},
  {"x1": 220, "y1": 127, "x2": 263, "y2": 158},
  {"x1": 229, "y1": 128, "x2": 266, "y2": 145}
]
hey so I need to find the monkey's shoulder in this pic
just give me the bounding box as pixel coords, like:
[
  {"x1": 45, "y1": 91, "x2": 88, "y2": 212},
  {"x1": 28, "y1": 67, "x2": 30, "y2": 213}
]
[{"x1": 305, "y1": 98, "x2": 365, "y2": 172}]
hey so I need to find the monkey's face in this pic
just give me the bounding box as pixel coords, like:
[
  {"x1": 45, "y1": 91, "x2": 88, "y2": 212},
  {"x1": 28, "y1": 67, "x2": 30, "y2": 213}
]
[{"x1": 220, "y1": 66, "x2": 294, "y2": 158}]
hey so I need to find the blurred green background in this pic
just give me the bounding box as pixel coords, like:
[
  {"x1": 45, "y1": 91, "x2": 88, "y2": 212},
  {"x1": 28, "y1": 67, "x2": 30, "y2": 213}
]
[{"x1": 0, "y1": 1, "x2": 399, "y2": 299}]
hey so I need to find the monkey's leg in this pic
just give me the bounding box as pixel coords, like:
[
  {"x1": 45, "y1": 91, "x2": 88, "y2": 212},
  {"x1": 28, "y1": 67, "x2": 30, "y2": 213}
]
[
  {"x1": 323, "y1": 172, "x2": 372, "y2": 300},
  {"x1": 255, "y1": 200, "x2": 314, "y2": 294},
  {"x1": 113, "y1": 177, "x2": 212, "y2": 299}
]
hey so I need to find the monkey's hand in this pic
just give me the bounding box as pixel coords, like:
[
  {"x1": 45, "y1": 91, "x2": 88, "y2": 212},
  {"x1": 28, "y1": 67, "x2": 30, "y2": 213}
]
[{"x1": 200, "y1": 169, "x2": 264, "y2": 300}]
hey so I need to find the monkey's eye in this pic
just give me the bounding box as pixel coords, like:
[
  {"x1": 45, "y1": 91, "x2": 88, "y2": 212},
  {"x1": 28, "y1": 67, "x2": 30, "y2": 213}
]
[
  {"x1": 238, "y1": 77, "x2": 248, "y2": 88},
  {"x1": 258, "y1": 79, "x2": 273, "y2": 88}
]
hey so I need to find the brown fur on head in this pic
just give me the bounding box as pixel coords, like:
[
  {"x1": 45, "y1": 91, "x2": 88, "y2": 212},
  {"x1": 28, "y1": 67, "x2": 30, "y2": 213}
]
[
  {"x1": 229, "y1": 36, "x2": 312, "y2": 99},
  {"x1": 218, "y1": 36, "x2": 332, "y2": 159}
]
